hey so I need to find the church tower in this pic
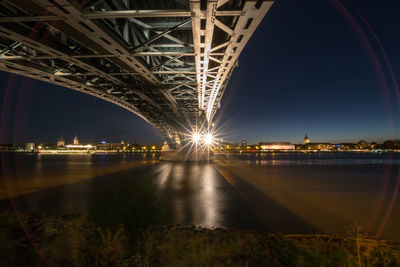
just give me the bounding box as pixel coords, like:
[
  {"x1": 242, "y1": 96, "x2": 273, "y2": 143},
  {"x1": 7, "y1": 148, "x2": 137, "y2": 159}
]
[
  {"x1": 57, "y1": 135, "x2": 65, "y2": 147},
  {"x1": 73, "y1": 135, "x2": 79, "y2": 145}
]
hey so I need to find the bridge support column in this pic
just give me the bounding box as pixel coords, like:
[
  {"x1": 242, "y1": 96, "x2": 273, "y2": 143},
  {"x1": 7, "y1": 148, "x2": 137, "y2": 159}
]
[{"x1": 159, "y1": 143, "x2": 214, "y2": 162}]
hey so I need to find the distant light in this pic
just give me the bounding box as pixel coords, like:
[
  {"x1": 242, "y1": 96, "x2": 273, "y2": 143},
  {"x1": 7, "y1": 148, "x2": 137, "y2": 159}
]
[
  {"x1": 192, "y1": 133, "x2": 201, "y2": 143},
  {"x1": 151, "y1": 146, "x2": 156, "y2": 150},
  {"x1": 101, "y1": 141, "x2": 106, "y2": 144},
  {"x1": 66, "y1": 144, "x2": 93, "y2": 149},
  {"x1": 204, "y1": 133, "x2": 213, "y2": 145}
]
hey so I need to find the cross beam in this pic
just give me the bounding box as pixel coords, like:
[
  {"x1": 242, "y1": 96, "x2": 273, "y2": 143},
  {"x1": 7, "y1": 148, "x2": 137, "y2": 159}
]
[{"x1": 0, "y1": 0, "x2": 274, "y2": 146}]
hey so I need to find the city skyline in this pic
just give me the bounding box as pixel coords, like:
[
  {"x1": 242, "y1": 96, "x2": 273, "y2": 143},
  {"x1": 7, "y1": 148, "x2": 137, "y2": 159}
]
[
  {"x1": 0, "y1": 0, "x2": 399, "y2": 145},
  {"x1": 1, "y1": 131, "x2": 398, "y2": 146}
]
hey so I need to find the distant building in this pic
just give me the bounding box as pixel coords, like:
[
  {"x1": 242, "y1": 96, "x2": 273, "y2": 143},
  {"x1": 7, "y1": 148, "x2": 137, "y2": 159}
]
[
  {"x1": 11, "y1": 143, "x2": 26, "y2": 151},
  {"x1": 355, "y1": 140, "x2": 369, "y2": 150},
  {"x1": 337, "y1": 143, "x2": 356, "y2": 151},
  {"x1": 370, "y1": 142, "x2": 378, "y2": 150},
  {"x1": 25, "y1": 142, "x2": 35, "y2": 151},
  {"x1": 95, "y1": 142, "x2": 121, "y2": 151},
  {"x1": 315, "y1": 143, "x2": 334, "y2": 151},
  {"x1": 300, "y1": 143, "x2": 335, "y2": 151},
  {"x1": 57, "y1": 135, "x2": 65, "y2": 147},
  {"x1": 383, "y1": 140, "x2": 395, "y2": 150},
  {"x1": 241, "y1": 139, "x2": 247, "y2": 148},
  {"x1": 65, "y1": 144, "x2": 93, "y2": 149},
  {"x1": 259, "y1": 142, "x2": 295, "y2": 150},
  {"x1": 218, "y1": 142, "x2": 237, "y2": 150},
  {"x1": 304, "y1": 134, "x2": 311, "y2": 144},
  {"x1": 0, "y1": 144, "x2": 12, "y2": 151},
  {"x1": 73, "y1": 135, "x2": 79, "y2": 145},
  {"x1": 161, "y1": 141, "x2": 170, "y2": 151}
]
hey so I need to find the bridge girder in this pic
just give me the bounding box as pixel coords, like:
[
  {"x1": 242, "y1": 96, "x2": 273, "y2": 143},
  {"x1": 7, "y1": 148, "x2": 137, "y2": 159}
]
[{"x1": 0, "y1": 0, "x2": 273, "y2": 147}]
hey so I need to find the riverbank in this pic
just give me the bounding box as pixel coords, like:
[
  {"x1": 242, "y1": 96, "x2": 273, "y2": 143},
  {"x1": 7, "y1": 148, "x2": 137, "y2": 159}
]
[
  {"x1": 2, "y1": 149, "x2": 400, "y2": 154},
  {"x1": 1, "y1": 210, "x2": 399, "y2": 266}
]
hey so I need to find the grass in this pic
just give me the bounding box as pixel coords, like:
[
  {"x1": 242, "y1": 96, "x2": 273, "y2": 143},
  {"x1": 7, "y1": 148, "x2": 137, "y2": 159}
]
[
  {"x1": 1, "y1": 210, "x2": 400, "y2": 266},
  {"x1": 87, "y1": 171, "x2": 160, "y2": 246}
]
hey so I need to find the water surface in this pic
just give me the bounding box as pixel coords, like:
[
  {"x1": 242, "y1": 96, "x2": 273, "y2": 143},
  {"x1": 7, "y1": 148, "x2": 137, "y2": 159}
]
[{"x1": 1, "y1": 152, "x2": 399, "y2": 239}]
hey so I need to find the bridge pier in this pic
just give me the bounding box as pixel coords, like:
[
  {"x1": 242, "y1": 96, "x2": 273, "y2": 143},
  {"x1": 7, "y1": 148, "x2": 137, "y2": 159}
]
[{"x1": 159, "y1": 147, "x2": 214, "y2": 162}]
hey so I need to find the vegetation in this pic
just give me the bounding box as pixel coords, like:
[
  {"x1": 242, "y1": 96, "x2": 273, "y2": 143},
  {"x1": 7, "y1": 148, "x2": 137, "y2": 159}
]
[
  {"x1": 1, "y1": 209, "x2": 400, "y2": 266},
  {"x1": 87, "y1": 171, "x2": 161, "y2": 245}
]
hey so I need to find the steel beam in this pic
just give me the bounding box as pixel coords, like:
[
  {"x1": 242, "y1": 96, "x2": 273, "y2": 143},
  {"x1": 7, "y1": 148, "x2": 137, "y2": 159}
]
[
  {"x1": 83, "y1": 10, "x2": 242, "y2": 19},
  {"x1": 0, "y1": 0, "x2": 275, "y2": 146}
]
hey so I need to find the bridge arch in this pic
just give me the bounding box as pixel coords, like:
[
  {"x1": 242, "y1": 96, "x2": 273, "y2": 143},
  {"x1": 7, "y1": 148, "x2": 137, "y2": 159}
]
[{"x1": 0, "y1": 0, "x2": 273, "y2": 147}]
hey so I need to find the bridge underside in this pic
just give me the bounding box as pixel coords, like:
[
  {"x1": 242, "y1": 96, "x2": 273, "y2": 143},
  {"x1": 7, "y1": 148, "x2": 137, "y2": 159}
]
[{"x1": 0, "y1": 0, "x2": 273, "y2": 147}]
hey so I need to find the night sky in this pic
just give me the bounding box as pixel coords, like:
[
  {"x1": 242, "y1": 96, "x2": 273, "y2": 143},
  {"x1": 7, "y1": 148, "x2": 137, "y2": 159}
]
[{"x1": 1, "y1": 0, "x2": 400, "y2": 145}]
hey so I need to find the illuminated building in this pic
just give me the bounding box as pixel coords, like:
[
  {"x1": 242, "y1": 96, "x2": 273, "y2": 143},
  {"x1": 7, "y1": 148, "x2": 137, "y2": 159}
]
[
  {"x1": 259, "y1": 142, "x2": 295, "y2": 150},
  {"x1": 65, "y1": 144, "x2": 93, "y2": 149},
  {"x1": 95, "y1": 141, "x2": 124, "y2": 151},
  {"x1": 73, "y1": 135, "x2": 79, "y2": 145},
  {"x1": 296, "y1": 142, "x2": 335, "y2": 151},
  {"x1": 316, "y1": 143, "x2": 334, "y2": 151},
  {"x1": 161, "y1": 141, "x2": 170, "y2": 151},
  {"x1": 213, "y1": 142, "x2": 237, "y2": 152},
  {"x1": 57, "y1": 135, "x2": 65, "y2": 147},
  {"x1": 370, "y1": 142, "x2": 377, "y2": 149},
  {"x1": 25, "y1": 143, "x2": 35, "y2": 151},
  {"x1": 304, "y1": 134, "x2": 311, "y2": 144},
  {"x1": 338, "y1": 143, "x2": 355, "y2": 151},
  {"x1": 355, "y1": 140, "x2": 369, "y2": 150},
  {"x1": 241, "y1": 139, "x2": 247, "y2": 148}
]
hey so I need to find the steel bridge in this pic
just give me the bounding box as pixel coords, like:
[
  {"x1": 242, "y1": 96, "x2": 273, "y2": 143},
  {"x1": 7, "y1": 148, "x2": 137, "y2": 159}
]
[{"x1": 0, "y1": 0, "x2": 273, "y2": 147}]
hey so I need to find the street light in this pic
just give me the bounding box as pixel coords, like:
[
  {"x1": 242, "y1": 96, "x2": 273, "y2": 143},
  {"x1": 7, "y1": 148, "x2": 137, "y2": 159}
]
[
  {"x1": 192, "y1": 133, "x2": 201, "y2": 143},
  {"x1": 204, "y1": 133, "x2": 213, "y2": 145}
]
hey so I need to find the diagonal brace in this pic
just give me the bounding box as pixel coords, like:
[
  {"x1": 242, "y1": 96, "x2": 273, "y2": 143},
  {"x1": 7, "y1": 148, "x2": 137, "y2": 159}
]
[
  {"x1": 151, "y1": 55, "x2": 183, "y2": 70},
  {"x1": 131, "y1": 18, "x2": 191, "y2": 52}
]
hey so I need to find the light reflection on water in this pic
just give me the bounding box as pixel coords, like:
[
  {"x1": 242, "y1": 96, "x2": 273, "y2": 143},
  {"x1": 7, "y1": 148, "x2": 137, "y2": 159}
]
[
  {"x1": 154, "y1": 163, "x2": 224, "y2": 228},
  {"x1": 1, "y1": 152, "x2": 400, "y2": 238},
  {"x1": 200, "y1": 164, "x2": 218, "y2": 228},
  {"x1": 216, "y1": 152, "x2": 400, "y2": 165},
  {"x1": 154, "y1": 163, "x2": 172, "y2": 190}
]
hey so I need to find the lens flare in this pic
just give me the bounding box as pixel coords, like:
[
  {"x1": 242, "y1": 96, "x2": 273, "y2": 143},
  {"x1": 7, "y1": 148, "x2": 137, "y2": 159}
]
[
  {"x1": 204, "y1": 133, "x2": 213, "y2": 145},
  {"x1": 192, "y1": 133, "x2": 201, "y2": 143}
]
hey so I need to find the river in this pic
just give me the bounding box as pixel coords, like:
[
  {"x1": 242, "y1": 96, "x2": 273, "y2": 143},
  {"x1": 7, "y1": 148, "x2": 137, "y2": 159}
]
[{"x1": 1, "y1": 152, "x2": 400, "y2": 239}]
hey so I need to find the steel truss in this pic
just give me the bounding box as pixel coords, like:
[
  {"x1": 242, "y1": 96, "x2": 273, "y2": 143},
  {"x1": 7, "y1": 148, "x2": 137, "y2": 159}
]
[{"x1": 0, "y1": 0, "x2": 273, "y2": 146}]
